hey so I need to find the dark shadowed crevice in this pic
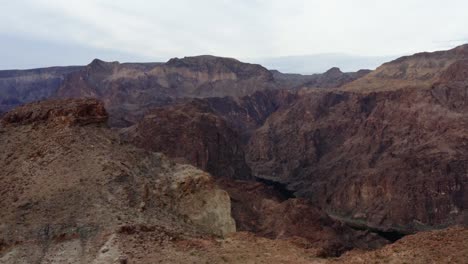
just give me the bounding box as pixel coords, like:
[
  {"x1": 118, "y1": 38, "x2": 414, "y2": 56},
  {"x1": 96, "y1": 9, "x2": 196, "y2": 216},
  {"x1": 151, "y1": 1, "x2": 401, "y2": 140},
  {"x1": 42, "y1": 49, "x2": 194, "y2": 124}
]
[
  {"x1": 376, "y1": 230, "x2": 406, "y2": 242},
  {"x1": 255, "y1": 178, "x2": 296, "y2": 200},
  {"x1": 344, "y1": 222, "x2": 408, "y2": 243}
]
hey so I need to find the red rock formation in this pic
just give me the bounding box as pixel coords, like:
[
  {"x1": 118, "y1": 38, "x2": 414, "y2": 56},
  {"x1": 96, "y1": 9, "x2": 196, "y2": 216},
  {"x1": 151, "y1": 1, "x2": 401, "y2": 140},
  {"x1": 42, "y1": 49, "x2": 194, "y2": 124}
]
[
  {"x1": 199, "y1": 89, "x2": 298, "y2": 141},
  {"x1": 0, "y1": 55, "x2": 370, "y2": 128},
  {"x1": 247, "y1": 85, "x2": 468, "y2": 233},
  {"x1": 54, "y1": 57, "x2": 277, "y2": 126},
  {"x1": 1, "y1": 98, "x2": 107, "y2": 126},
  {"x1": 121, "y1": 100, "x2": 252, "y2": 180},
  {"x1": 344, "y1": 44, "x2": 468, "y2": 92},
  {"x1": 437, "y1": 59, "x2": 468, "y2": 83},
  {"x1": 0, "y1": 98, "x2": 236, "y2": 263},
  {"x1": 218, "y1": 179, "x2": 389, "y2": 256}
]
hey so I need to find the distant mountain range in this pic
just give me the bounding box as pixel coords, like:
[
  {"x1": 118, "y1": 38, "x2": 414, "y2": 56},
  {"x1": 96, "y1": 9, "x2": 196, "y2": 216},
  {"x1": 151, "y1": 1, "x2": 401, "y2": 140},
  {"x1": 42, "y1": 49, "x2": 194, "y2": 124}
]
[{"x1": 250, "y1": 53, "x2": 398, "y2": 74}]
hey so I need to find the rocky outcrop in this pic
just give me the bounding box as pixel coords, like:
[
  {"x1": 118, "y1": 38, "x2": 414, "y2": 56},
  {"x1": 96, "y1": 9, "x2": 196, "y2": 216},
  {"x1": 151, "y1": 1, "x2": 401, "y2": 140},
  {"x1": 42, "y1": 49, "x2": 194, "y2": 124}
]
[
  {"x1": 156, "y1": 165, "x2": 236, "y2": 236},
  {"x1": 1, "y1": 98, "x2": 107, "y2": 126},
  {"x1": 0, "y1": 99, "x2": 235, "y2": 263},
  {"x1": 247, "y1": 86, "x2": 467, "y2": 233},
  {"x1": 121, "y1": 99, "x2": 252, "y2": 180}
]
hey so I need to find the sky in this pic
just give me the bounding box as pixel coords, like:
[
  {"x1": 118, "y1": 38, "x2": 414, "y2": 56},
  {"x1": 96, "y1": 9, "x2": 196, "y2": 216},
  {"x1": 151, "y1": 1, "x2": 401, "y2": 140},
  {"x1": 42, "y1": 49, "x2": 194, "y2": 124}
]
[{"x1": 1, "y1": 0, "x2": 467, "y2": 72}]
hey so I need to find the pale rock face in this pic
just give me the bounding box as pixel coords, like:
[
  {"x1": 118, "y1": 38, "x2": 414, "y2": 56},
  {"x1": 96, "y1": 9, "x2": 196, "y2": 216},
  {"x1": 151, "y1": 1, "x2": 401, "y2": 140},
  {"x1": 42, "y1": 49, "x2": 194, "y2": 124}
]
[{"x1": 157, "y1": 164, "x2": 236, "y2": 237}]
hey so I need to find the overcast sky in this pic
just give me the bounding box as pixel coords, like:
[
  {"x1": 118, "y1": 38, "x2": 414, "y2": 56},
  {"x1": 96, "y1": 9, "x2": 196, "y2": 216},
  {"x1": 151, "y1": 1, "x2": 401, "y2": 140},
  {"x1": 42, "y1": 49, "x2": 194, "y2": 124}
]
[{"x1": 1, "y1": 0, "x2": 467, "y2": 71}]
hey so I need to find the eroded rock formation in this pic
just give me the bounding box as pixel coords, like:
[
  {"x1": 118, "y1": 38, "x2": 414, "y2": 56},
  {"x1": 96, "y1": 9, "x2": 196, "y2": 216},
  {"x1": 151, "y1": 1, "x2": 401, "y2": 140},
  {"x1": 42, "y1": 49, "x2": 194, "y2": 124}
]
[
  {"x1": 120, "y1": 99, "x2": 252, "y2": 180},
  {"x1": 0, "y1": 99, "x2": 235, "y2": 263},
  {"x1": 247, "y1": 85, "x2": 467, "y2": 233}
]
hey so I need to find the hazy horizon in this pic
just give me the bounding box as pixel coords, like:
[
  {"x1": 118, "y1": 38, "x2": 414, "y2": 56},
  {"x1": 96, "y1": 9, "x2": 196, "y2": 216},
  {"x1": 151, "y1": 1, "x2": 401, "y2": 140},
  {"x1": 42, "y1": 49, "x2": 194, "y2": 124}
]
[{"x1": 0, "y1": 34, "x2": 402, "y2": 73}]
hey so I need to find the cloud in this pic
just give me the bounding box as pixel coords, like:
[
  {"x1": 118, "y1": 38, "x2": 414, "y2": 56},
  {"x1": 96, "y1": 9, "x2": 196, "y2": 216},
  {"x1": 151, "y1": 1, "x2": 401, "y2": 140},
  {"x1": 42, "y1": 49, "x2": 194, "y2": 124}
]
[{"x1": 0, "y1": 0, "x2": 467, "y2": 68}]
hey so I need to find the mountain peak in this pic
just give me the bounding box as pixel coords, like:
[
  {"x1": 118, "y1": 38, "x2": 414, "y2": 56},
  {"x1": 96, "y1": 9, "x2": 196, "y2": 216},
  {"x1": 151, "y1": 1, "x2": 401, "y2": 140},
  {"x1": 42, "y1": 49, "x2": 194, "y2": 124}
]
[
  {"x1": 88, "y1": 58, "x2": 119, "y2": 71},
  {"x1": 324, "y1": 67, "x2": 343, "y2": 75}
]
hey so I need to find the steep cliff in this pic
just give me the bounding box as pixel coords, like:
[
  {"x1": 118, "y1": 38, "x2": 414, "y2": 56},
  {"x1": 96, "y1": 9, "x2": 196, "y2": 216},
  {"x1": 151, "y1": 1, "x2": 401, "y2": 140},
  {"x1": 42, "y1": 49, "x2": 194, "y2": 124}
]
[
  {"x1": 0, "y1": 66, "x2": 82, "y2": 113},
  {"x1": 121, "y1": 99, "x2": 253, "y2": 180},
  {"x1": 247, "y1": 84, "x2": 467, "y2": 233}
]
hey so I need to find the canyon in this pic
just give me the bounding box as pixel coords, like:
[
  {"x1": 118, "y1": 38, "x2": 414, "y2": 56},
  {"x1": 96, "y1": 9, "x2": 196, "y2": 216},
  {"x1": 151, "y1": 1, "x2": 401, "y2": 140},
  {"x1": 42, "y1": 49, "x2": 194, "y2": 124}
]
[{"x1": 0, "y1": 45, "x2": 467, "y2": 263}]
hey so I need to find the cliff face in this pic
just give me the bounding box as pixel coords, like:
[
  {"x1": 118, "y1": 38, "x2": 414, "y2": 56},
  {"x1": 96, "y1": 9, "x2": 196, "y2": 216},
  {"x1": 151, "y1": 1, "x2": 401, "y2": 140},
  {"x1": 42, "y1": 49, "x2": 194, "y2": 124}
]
[
  {"x1": 0, "y1": 99, "x2": 235, "y2": 263},
  {"x1": 0, "y1": 56, "x2": 365, "y2": 128},
  {"x1": 54, "y1": 57, "x2": 277, "y2": 126},
  {"x1": 343, "y1": 44, "x2": 468, "y2": 92},
  {"x1": 247, "y1": 83, "x2": 467, "y2": 233},
  {"x1": 0, "y1": 66, "x2": 82, "y2": 113},
  {"x1": 245, "y1": 45, "x2": 468, "y2": 234},
  {"x1": 198, "y1": 89, "x2": 298, "y2": 141},
  {"x1": 121, "y1": 99, "x2": 253, "y2": 180}
]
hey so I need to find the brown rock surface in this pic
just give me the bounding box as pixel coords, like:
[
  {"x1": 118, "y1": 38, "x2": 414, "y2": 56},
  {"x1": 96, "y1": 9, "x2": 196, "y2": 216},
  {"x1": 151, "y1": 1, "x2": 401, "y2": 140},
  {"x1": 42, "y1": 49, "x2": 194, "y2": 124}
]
[
  {"x1": 54, "y1": 56, "x2": 277, "y2": 126},
  {"x1": 247, "y1": 85, "x2": 468, "y2": 233},
  {"x1": 120, "y1": 88, "x2": 299, "y2": 180},
  {"x1": 0, "y1": 56, "x2": 368, "y2": 127},
  {"x1": 218, "y1": 179, "x2": 390, "y2": 257},
  {"x1": 335, "y1": 226, "x2": 468, "y2": 264},
  {"x1": 121, "y1": 99, "x2": 252, "y2": 180},
  {"x1": 343, "y1": 44, "x2": 468, "y2": 92},
  {"x1": 185, "y1": 89, "x2": 298, "y2": 141},
  {"x1": 0, "y1": 99, "x2": 235, "y2": 263},
  {"x1": 30, "y1": 225, "x2": 463, "y2": 264},
  {"x1": 1, "y1": 98, "x2": 107, "y2": 126}
]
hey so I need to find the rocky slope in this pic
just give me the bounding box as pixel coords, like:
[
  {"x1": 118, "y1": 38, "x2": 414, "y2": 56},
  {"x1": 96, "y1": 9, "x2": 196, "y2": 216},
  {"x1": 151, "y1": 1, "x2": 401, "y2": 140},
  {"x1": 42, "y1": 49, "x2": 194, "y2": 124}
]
[
  {"x1": 0, "y1": 66, "x2": 82, "y2": 113},
  {"x1": 247, "y1": 64, "x2": 468, "y2": 233},
  {"x1": 335, "y1": 226, "x2": 468, "y2": 264},
  {"x1": 217, "y1": 179, "x2": 390, "y2": 257},
  {"x1": 0, "y1": 98, "x2": 235, "y2": 263},
  {"x1": 343, "y1": 44, "x2": 468, "y2": 92},
  {"x1": 22, "y1": 224, "x2": 461, "y2": 264}
]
